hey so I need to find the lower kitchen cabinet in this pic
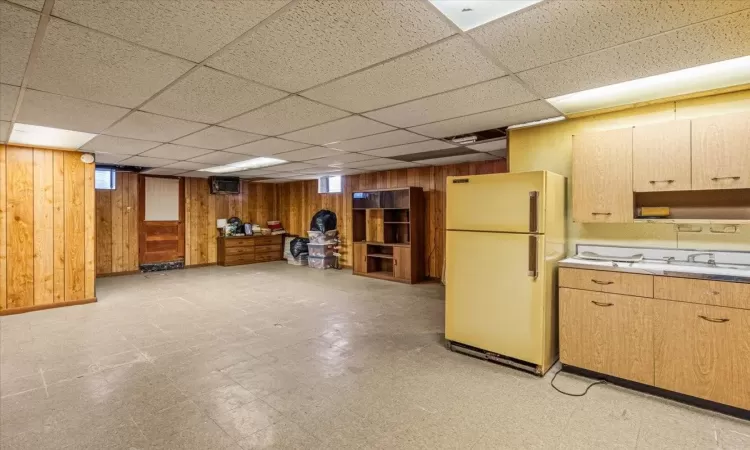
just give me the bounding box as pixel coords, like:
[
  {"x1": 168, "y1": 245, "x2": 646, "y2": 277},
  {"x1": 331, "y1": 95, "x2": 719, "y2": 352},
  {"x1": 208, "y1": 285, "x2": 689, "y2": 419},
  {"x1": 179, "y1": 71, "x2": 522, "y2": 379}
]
[
  {"x1": 654, "y1": 300, "x2": 750, "y2": 410},
  {"x1": 559, "y1": 288, "x2": 654, "y2": 385}
]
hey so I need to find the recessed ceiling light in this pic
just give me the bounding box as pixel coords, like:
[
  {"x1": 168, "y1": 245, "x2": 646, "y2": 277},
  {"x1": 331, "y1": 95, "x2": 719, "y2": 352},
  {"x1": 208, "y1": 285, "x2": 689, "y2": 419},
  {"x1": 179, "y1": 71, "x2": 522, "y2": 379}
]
[
  {"x1": 547, "y1": 55, "x2": 750, "y2": 115},
  {"x1": 429, "y1": 0, "x2": 542, "y2": 31},
  {"x1": 507, "y1": 116, "x2": 566, "y2": 130},
  {"x1": 9, "y1": 123, "x2": 97, "y2": 149},
  {"x1": 199, "y1": 157, "x2": 287, "y2": 173}
]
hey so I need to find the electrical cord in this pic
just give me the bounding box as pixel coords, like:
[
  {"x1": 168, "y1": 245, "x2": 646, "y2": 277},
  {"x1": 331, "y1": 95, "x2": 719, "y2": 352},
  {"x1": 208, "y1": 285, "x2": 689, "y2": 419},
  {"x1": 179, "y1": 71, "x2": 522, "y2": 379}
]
[{"x1": 550, "y1": 367, "x2": 607, "y2": 397}]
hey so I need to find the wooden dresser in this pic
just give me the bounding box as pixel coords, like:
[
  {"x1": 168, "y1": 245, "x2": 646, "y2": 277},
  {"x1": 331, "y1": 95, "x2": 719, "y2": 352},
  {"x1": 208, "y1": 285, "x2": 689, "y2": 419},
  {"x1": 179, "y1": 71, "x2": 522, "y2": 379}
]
[{"x1": 217, "y1": 235, "x2": 284, "y2": 266}]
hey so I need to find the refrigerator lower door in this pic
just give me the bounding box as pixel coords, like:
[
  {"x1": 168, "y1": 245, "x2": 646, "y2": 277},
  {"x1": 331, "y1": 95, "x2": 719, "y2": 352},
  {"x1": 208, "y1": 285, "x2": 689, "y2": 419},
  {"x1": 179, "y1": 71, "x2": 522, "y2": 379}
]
[{"x1": 445, "y1": 230, "x2": 545, "y2": 365}]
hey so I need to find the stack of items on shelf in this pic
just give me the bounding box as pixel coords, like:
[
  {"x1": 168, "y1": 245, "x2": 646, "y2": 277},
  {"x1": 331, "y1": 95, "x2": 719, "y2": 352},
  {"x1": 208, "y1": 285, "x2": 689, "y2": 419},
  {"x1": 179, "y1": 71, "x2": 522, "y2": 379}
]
[
  {"x1": 251, "y1": 223, "x2": 261, "y2": 235},
  {"x1": 267, "y1": 220, "x2": 286, "y2": 235},
  {"x1": 287, "y1": 237, "x2": 309, "y2": 266},
  {"x1": 307, "y1": 209, "x2": 339, "y2": 270}
]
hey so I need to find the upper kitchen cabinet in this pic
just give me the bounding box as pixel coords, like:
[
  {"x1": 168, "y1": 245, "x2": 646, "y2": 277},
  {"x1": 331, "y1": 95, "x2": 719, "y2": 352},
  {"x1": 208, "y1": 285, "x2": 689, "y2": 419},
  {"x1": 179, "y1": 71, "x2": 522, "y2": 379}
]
[
  {"x1": 572, "y1": 128, "x2": 634, "y2": 223},
  {"x1": 633, "y1": 120, "x2": 691, "y2": 192},
  {"x1": 691, "y1": 112, "x2": 750, "y2": 190}
]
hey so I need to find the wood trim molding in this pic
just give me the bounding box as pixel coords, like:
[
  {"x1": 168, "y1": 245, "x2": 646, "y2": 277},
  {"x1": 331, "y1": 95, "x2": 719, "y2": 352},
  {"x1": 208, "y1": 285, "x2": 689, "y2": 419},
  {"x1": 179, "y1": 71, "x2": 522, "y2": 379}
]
[{"x1": 0, "y1": 298, "x2": 97, "y2": 316}]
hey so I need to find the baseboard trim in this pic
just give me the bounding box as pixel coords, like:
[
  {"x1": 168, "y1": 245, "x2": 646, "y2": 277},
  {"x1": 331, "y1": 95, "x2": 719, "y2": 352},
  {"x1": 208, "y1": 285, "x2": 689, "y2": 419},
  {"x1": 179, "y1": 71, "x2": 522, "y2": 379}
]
[
  {"x1": 184, "y1": 263, "x2": 217, "y2": 268},
  {"x1": 96, "y1": 270, "x2": 141, "y2": 278},
  {"x1": 0, "y1": 298, "x2": 97, "y2": 316}
]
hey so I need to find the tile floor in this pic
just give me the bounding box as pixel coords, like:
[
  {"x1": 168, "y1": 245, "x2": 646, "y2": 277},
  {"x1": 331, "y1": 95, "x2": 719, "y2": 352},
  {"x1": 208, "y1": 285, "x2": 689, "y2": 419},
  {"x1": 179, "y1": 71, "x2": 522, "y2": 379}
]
[{"x1": 0, "y1": 263, "x2": 748, "y2": 449}]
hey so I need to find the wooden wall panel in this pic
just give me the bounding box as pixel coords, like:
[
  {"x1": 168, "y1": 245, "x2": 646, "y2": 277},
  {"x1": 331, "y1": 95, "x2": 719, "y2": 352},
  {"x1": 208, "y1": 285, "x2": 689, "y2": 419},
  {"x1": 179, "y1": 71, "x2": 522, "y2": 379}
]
[
  {"x1": 1, "y1": 145, "x2": 96, "y2": 314},
  {"x1": 96, "y1": 189, "x2": 112, "y2": 274},
  {"x1": 95, "y1": 172, "x2": 139, "y2": 275}
]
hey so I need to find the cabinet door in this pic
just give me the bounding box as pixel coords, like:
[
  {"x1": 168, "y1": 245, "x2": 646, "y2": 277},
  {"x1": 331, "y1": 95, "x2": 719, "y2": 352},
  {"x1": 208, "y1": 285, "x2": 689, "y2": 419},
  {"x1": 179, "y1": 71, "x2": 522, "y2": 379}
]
[
  {"x1": 393, "y1": 246, "x2": 410, "y2": 281},
  {"x1": 559, "y1": 289, "x2": 654, "y2": 384},
  {"x1": 572, "y1": 128, "x2": 633, "y2": 223},
  {"x1": 633, "y1": 120, "x2": 691, "y2": 192},
  {"x1": 654, "y1": 300, "x2": 750, "y2": 410},
  {"x1": 691, "y1": 112, "x2": 750, "y2": 190},
  {"x1": 352, "y1": 243, "x2": 367, "y2": 274}
]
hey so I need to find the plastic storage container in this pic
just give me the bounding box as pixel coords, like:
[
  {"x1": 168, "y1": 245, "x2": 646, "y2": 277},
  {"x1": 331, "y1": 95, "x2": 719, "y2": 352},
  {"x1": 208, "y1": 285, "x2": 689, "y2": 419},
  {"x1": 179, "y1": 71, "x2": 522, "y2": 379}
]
[
  {"x1": 307, "y1": 255, "x2": 337, "y2": 269},
  {"x1": 307, "y1": 230, "x2": 338, "y2": 244},
  {"x1": 307, "y1": 243, "x2": 336, "y2": 257},
  {"x1": 287, "y1": 255, "x2": 308, "y2": 266}
]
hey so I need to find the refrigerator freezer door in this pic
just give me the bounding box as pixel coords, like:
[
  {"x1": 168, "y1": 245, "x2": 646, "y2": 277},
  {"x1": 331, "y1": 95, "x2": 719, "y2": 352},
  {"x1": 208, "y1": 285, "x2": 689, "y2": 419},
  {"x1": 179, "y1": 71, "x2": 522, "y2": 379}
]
[
  {"x1": 445, "y1": 230, "x2": 545, "y2": 365},
  {"x1": 446, "y1": 171, "x2": 546, "y2": 234}
]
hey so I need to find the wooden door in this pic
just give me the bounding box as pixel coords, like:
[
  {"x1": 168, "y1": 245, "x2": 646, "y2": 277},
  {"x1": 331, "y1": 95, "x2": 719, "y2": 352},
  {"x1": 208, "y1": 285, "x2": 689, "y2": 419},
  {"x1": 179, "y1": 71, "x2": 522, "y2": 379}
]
[
  {"x1": 691, "y1": 111, "x2": 750, "y2": 190},
  {"x1": 352, "y1": 243, "x2": 367, "y2": 274},
  {"x1": 393, "y1": 246, "x2": 410, "y2": 281},
  {"x1": 633, "y1": 120, "x2": 691, "y2": 192},
  {"x1": 572, "y1": 128, "x2": 634, "y2": 223},
  {"x1": 559, "y1": 289, "x2": 654, "y2": 385},
  {"x1": 654, "y1": 300, "x2": 750, "y2": 410},
  {"x1": 139, "y1": 176, "x2": 185, "y2": 264}
]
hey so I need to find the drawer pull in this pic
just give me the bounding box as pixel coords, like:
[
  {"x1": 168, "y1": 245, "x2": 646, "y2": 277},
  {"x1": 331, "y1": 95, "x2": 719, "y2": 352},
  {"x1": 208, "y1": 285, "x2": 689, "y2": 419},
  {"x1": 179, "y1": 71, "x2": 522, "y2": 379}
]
[
  {"x1": 591, "y1": 301, "x2": 613, "y2": 307},
  {"x1": 649, "y1": 179, "x2": 675, "y2": 184},
  {"x1": 710, "y1": 291, "x2": 720, "y2": 295},
  {"x1": 710, "y1": 176, "x2": 740, "y2": 181},
  {"x1": 591, "y1": 279, "x2": 614, "y2": 285},
  {"x1": 591, "y1": 212, "x2": 612, "y2": 216},
  {"x1": 698, "y1": 315, "x2": 729, "y2": 323}
]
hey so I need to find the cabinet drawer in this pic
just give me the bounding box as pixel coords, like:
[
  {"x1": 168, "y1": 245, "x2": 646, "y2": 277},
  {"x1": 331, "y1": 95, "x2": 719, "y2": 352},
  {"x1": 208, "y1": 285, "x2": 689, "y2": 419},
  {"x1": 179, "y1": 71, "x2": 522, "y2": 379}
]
[
  {"x1": 255, "y1": 251, "x2": 282, "y2": 262},
  {"x1": 255, "y1": 244, "x2": 280, "y2": 253},
  {"x1": 559, "y1": 288, "x2": 654, "y2": 384},
  {"x1": 654, "y1": 276, "x2": 750, "y2": 310},
  {"x1": 654, "y1": 300, "x2": 750, "y2": 410},
  {"x1": 252, "y1": 236, "x2": 281, "y2": 246},
  {"x1": 223, "y1": 246, "x2": 254, "y2": 256},
  {"x1": 224, "y1": 238, "x2": 255, "y2": 248},
  {"x1": 559, "y1": 268, "x2": 653, "y2": 297},
  {"x1": 223, "y1": 254, "x2": 256, "y2": 266}
]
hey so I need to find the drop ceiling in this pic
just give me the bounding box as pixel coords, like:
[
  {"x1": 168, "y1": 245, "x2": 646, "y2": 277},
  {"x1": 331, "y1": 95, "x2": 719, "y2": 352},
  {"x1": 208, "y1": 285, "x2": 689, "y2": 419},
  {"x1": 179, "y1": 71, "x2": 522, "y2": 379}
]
[{"x1": 2, "y1": 0, "x2": 748, "y2": 182}]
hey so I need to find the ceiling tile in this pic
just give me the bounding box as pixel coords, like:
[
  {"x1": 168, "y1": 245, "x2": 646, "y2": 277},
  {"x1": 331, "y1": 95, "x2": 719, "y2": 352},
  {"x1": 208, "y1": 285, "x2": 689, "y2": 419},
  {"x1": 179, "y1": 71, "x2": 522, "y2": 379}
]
[
  {"x1": 139, "y1": 144, "x2": 213, "y2": 160},
  {"x1": 221, "y1": 96, "x2": 349, "y2": 135},
  {"x1": 362, "y1": 139, "x2": 456, "y2": 158},
  {"x1": 93, "y1": 152, "x2": 130, "y2": 164},
  {"x1": 141, "y1": 67, "x2": 287, "y2": 123},
  {"x1": 141, "y1": 168, "x2": 186, "y2": 176},
  {"x1": 52, "y1": 0, "x2": 289, "y2": 62},
  {"x1": 287, "y1": 174, "x2": 325, "y2": 180},
  {"x1": 302, "y1": 37, "x2": 505, "y2": 112},
  {"x1": 268, "y1": 162, "x2": 317, "y2": 172},
  {"x1": 470, "y1": 0, "x2": 750, "y2": 73},
  {"x1": 119, "y1": 155, "x2": 178, "y2": 168},
  {"x1": 187, "y1": 151, "x2": 250, "y2": 165},
  {"x1": 306, "y1": 153, "x2": 377, "y2": 167},
  {"x1": 179, "y1": 171, "x2": 212, "y2": 178},
  {"x1": 171, "y1": 126, "x2": 264, "y2": 150},
  {"x1": 417, "y1": 153, "x2": 497, "y2": 166},
  {"x1": 29, "y1": 18, "x2": 193, "y2": 108},
  {"x1": 17, "y1": 89, "x2": 130, "y2": 133},
  {"x1": 223, "y1": 138, "x2": 310, "y2": 156},
  {"x1": 280, "y1": 116, "x2": 394, "y2": 145},
  {"x1": 296, "y1": 167, "x2": 343, "y2": 175},
  {"x1": 104, "y1": 111, "x2": 207, "y2": 142},
  {"x1": 162, "y1": 161, "x2": 213, "y2": 171},
  {"x1": 273, "y1": 146, "x2": 345, "y2": 162},
  {"x1": 488, "y1": 149, "x2": 508, "y2": 159},
  {"x1": 517, "y1": 10, "x2": 750, "y2": 98},
  {"x1": 8, "y1": 0, "x2": 44, "y2": 11},
  {"x1": 393, "y1": 147, "x2": 476, "y2": 162},
  {"x1": 0, "y1": 121, "x2": 11, "y2": 143},
  {"x1": 232, "y1": 169, "x2": 282, "y2": 178},
  {"x1": 253, "y1": 178, "x2": 294, "y2": 183},
  {"x1": 82, "y1": 135, "x2": 161, "y2": 155},
  {"x1": 364, "y1": 77, "x2": 537, "y2": 128},
  {"x1": 337, "y1": 158, "x2": 400, "y2": 169},
  {"x1": 468, "y1": 139, "x2": 507, "y2": 152},
  {"x1": 0, "y1": 3, "x2": 38, "y2": 85},
  {"x1": 326, "y1": 130, "x2": 427, "y2": 152},
  {"x1": 408, "y1": 100, "x2": 560, "y2": 138},
  {"x1": 1, "y1": 84, "x2": 20, "y2": 121},
  {"x1": 363, "y1": 161, "x2": 424, "y2": 171},
  {"x1": 208, "y1": 0, "x2": 455, "y2": 92}
]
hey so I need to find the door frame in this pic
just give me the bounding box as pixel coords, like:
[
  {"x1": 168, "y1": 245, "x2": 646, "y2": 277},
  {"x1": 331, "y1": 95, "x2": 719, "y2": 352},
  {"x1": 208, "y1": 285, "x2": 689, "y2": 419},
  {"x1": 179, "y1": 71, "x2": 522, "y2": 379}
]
[{"x1": 138, "y1": 175, "x2": 185, "y2": 265}]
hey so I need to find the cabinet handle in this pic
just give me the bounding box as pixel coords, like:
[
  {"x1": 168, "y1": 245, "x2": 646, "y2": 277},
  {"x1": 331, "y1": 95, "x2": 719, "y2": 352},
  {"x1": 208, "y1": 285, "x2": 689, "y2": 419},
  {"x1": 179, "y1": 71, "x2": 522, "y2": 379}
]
[
  {"x1": 591, "y1": 279, "x2": 614, "y2": 285},
  {"x1": 698, "y1": 315, "x2": 729, "y2": 323},
  {"x1": 649, "y1": 180, "x2": 675, "y2": 184},
  {"x1": 591, "y1": 212, "x2": 612, "y2": 216},
  {"x1": 591, "y1": 301, "x2": 613, "y2": 307},
  {"x1": 710, "y1": 176, "x2": 740, "y2": 181},
  {"x1": 529, "y1": 191, "x2": 539, "y2": 233},
  {"x1": 527, "y1": 236, "x2": 538, "y2": 279}
]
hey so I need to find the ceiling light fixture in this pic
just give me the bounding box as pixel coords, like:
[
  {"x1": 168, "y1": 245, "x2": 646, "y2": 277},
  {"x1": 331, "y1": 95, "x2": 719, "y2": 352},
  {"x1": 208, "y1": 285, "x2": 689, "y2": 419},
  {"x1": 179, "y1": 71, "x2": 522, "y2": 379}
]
[
  {"x1": 199, "y1": 157, "x2": 287, "y2": 173},
  {"x1": 547, "y1": 55, "x2": 750, "y2": 115},
  {"x1": 9, "y1": 123, "x2": 97, "y2": 149},
  {"x1": 451, "y1": 135, "x2": 477, "y2": 145},
  {"x1": 429, "y1": 0, "x2": 542, "y2": 31},
  {"x1": 507, "y1": 116, "x2": 566, "y2": 130}
]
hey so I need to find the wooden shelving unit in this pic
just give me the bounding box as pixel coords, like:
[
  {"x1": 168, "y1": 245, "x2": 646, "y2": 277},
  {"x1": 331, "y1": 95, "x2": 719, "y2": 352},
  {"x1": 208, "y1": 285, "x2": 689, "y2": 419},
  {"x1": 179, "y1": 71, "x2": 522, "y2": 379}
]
[{"x1": 351, "y1": 187, "x2": 423, "y2": 284}]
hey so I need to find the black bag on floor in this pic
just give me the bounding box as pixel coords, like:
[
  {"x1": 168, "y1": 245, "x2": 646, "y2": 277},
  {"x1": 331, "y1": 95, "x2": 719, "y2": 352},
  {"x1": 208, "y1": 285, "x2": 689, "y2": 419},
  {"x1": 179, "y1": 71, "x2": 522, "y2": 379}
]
[
  {"x1": 310, "y1": 209, "x2": 337, "y2": 232},
  {"x1": 290, "y1": 237, "x2": 309, "y2": 258}
]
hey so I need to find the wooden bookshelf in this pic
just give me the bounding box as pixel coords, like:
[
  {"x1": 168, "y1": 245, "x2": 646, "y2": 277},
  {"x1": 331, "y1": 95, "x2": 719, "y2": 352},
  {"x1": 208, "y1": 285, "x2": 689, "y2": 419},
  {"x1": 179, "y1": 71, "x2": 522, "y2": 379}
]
[{"x1": 351, "y1": 187, "x2": 423, "y2": 284}]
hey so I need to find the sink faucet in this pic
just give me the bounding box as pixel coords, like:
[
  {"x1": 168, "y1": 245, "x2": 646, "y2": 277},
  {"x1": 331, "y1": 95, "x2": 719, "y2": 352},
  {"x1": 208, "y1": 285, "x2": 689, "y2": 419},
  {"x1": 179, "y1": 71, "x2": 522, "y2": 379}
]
[{"x1": 687, "y1": 252, "x2": 716, "y2": 266}]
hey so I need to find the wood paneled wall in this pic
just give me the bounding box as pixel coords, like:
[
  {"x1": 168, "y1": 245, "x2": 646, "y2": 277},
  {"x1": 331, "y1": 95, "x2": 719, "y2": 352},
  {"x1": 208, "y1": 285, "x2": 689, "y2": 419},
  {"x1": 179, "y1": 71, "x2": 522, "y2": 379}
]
[
  {"x1": 276, "y1": 159, "x2": 508, "y2": 278},
  {"x1": 184, "y1": 178, "x2": 276, "y2": 266},
  {"x1": 0, "y1": 145, "x2": 96, "y2": 314},
  {"x1": 95, "y1": 172, "x2": 139, "y2": 275}
]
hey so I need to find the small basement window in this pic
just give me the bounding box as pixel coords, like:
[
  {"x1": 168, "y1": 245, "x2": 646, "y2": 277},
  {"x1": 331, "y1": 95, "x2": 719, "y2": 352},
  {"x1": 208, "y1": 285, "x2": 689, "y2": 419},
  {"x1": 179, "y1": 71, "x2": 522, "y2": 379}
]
[
  {"x1": 318, "y1": 175, "x2": 342, "y2": 194},
  {"x1": 95, "y1": 168, "x2": 116, "y2": 190}
]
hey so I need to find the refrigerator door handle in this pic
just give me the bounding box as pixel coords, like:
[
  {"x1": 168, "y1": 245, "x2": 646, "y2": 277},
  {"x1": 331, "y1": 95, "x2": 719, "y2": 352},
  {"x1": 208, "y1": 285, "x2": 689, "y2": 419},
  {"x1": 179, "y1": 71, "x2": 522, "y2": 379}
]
[
  {"x1": 527, "y1": 235, "x2": 538, "y2": 279},
  {"x1": 529, "y1": 191, "x2": 539, "y2": 233}
]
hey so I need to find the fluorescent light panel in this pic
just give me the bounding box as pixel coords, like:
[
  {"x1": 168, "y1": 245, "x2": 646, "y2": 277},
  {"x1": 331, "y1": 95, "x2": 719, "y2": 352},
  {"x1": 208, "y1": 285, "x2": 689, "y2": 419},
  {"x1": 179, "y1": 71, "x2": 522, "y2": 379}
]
[
  {"x1": 507, "y1": 116, "x2": 565, "y2": 130},
  {"x1": 548, "y1": 56, "x2": 750, "y2": 115},
  {"x1": 9, "y1": 123, "x2": 97, "y2": 149},
  {"x1": 199, "y1": 157, "x2": 286, "y2": 173},
  {"x1": 429, "y1": 0, "x2": 542, "y2": 31}
]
